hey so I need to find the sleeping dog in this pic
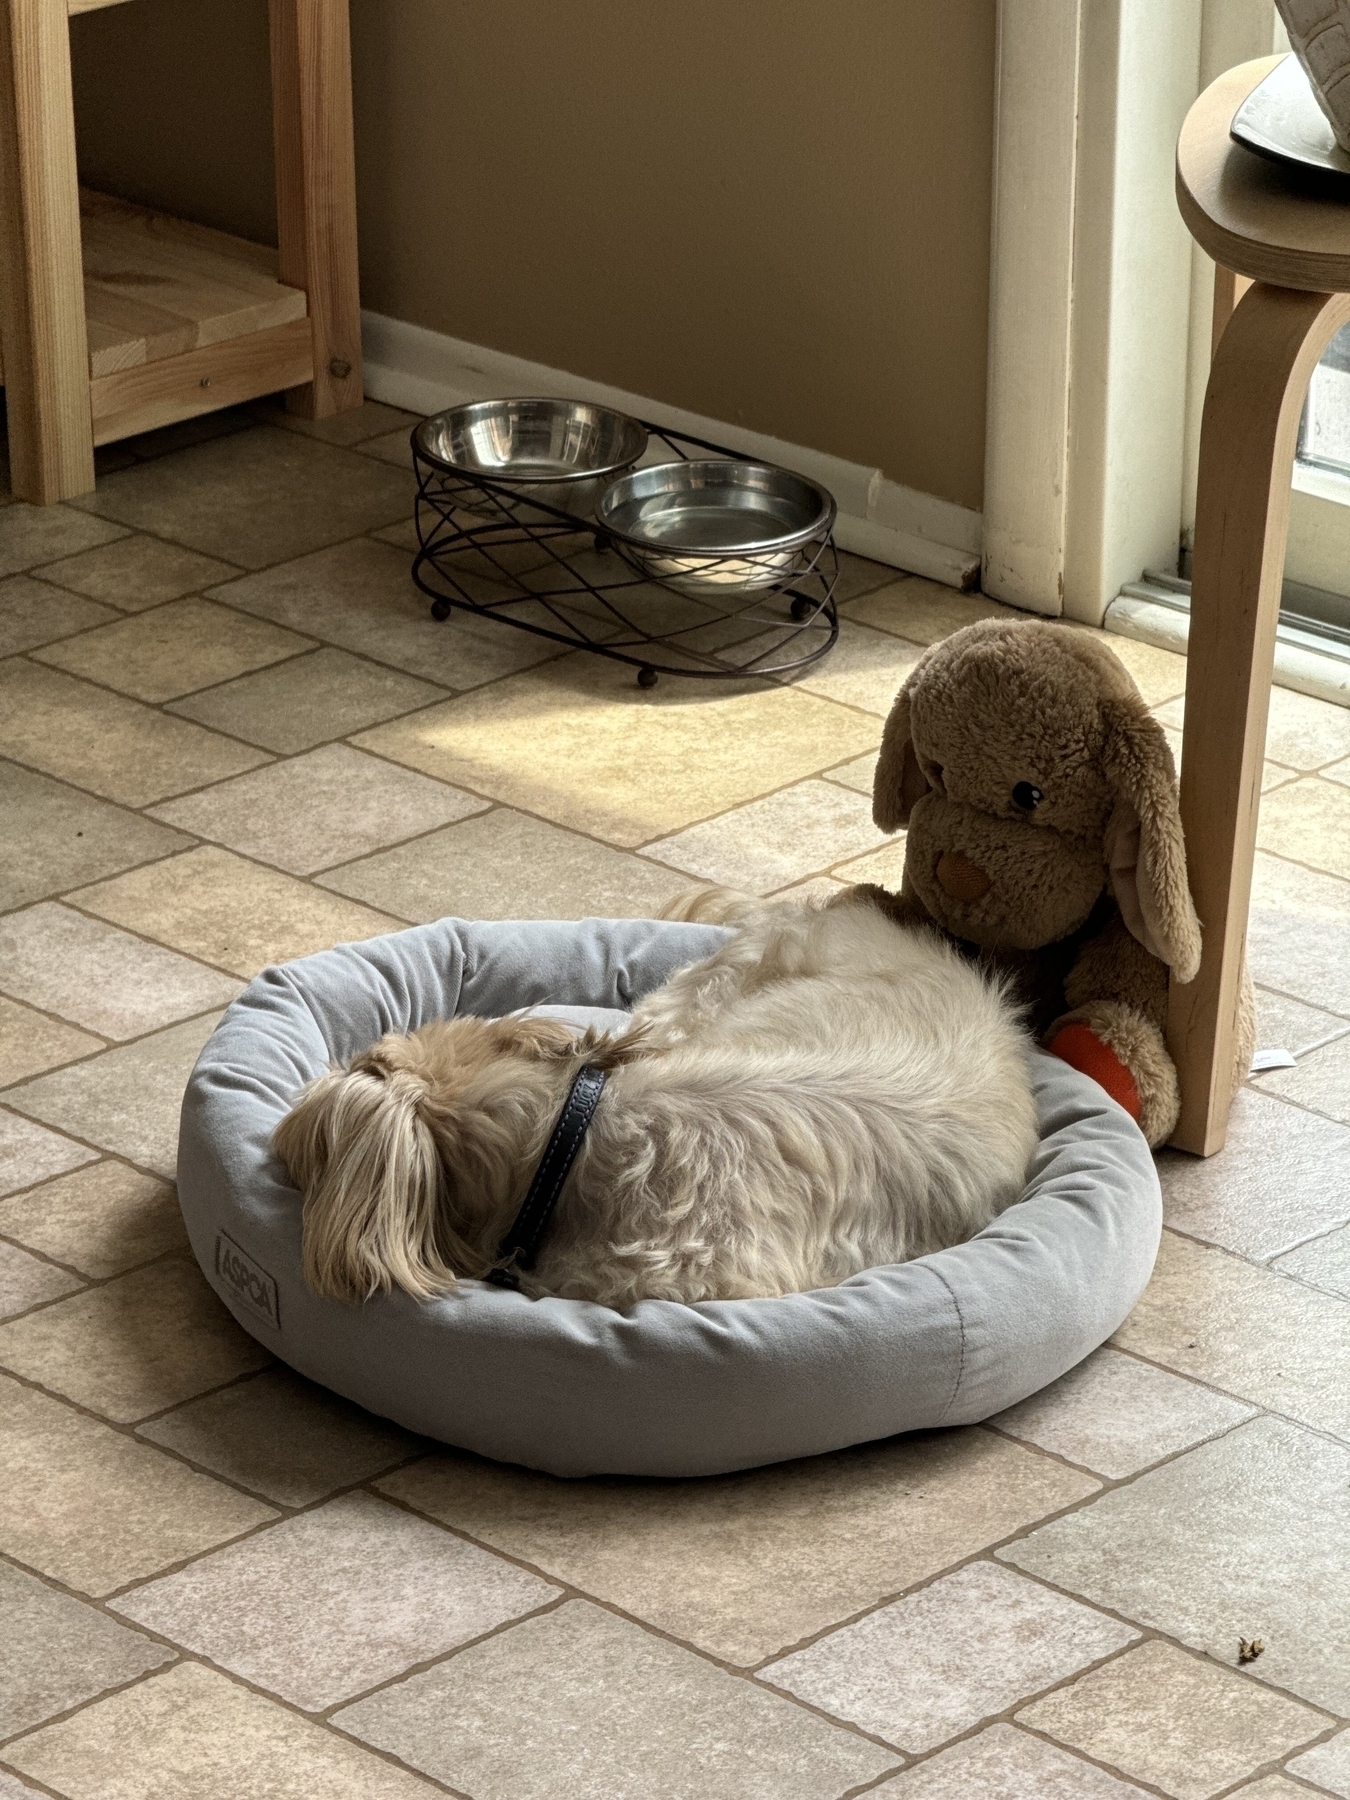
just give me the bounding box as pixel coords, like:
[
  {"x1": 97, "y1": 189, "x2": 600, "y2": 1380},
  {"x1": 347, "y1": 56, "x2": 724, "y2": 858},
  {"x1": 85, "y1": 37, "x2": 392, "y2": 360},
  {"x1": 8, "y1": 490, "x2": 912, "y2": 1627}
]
[{"x1": 274, "y1": 891, "x2": 1036, "y2": 1310}]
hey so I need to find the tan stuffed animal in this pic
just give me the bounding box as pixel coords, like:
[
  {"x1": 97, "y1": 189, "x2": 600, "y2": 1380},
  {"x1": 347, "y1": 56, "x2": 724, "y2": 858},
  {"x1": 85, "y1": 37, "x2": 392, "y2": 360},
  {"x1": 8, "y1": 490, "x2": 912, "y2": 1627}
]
[{"x1": 846, "y1": 618, "x2": 1253, "y2": 1147}]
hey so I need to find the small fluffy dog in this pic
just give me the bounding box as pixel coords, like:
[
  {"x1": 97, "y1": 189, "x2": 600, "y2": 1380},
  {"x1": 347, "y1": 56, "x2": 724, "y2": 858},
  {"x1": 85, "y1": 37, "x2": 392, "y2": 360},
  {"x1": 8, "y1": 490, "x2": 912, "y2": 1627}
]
[{"x1": 274, "y1": 892, "x2": 1036, "y2": 1310}]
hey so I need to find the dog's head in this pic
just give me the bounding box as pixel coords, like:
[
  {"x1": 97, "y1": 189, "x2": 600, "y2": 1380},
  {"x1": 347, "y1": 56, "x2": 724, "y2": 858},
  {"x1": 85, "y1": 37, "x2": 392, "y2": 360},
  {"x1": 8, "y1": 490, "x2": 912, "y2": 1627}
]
[
  {"x1": 273, "y1": 1012, "x2": 638, "y2": 1305},
  {"x1": 871, "y1": 620, "x2": 1200, "y2": 977}
]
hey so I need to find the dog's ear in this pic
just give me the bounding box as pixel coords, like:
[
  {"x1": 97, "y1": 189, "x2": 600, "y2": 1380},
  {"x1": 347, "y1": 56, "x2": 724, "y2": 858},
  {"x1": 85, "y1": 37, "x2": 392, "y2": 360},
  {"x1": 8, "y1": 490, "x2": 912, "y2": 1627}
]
[
  {"x1": 487, "y1": 1014, "x2": 586, "y2": 1062},
  {"x1": 873, "y1": 680, "x2": 931, "y2": 833},
  {"x1": 273, "y1": 1065, "x2": 476, "y2": 1303},
  {"x1": 1100, "y1": 700, "x2": 1202, "y2": 981}
]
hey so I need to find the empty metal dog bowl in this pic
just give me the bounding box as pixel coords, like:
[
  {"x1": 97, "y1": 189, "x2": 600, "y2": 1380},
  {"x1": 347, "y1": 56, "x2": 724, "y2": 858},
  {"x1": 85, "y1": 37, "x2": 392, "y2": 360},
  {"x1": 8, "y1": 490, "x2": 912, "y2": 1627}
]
[
  {"x1": 414, "y1": 398, "x2": 649, "y2": 521},
  {"x1": 596, "y1": 459, "x2": 836, "y2": 595}
]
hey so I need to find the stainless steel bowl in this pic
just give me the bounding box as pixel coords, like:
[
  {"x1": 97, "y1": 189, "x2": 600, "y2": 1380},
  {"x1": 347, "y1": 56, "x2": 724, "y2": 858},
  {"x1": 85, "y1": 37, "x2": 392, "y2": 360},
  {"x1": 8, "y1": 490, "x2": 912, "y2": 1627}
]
[
  {"x1": 415, "y1": 398, "x2": 649, "y2": 522},
  {"x1": 596, "y1": 459, "x2": 836, "y2": 595}
]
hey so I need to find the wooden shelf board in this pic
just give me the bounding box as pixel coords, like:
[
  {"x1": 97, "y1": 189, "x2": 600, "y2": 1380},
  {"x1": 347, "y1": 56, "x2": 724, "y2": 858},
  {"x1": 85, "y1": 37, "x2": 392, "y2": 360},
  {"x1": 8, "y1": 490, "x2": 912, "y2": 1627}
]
[
  {"x1": 91, "y1": 315, "x2": 315, "y2": 445},
  {"x1": 0, "y1": 190, "x2": 307, "y2": 385}
]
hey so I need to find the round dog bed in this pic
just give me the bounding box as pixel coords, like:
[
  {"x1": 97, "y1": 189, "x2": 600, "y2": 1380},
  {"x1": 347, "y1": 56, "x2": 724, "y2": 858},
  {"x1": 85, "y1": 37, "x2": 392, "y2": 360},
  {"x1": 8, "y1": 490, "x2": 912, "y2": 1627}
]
[{"x1": 178, "y1": 916, "x2": 1161, "y2": 1479}]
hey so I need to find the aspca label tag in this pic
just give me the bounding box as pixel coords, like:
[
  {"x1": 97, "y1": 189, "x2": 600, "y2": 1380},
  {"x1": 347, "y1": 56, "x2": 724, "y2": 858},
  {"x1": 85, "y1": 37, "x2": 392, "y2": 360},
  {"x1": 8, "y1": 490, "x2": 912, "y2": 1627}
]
[{"x1": 215, "y1": 1232, "x2": 280, "y2": 1329}]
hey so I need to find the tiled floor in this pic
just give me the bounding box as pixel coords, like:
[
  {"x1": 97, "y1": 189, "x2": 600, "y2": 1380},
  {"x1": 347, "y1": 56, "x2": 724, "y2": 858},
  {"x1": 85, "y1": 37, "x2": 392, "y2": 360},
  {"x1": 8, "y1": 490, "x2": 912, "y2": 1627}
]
[{"x1": 1, "y1": 397, "x2": 1349, "y2": 1800}]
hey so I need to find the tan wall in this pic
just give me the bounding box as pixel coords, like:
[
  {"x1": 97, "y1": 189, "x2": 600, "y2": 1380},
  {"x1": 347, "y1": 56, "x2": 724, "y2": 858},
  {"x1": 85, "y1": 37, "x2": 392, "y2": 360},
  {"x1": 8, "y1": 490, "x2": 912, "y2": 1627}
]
[{"x1": 71, "y1": 0, "x2": 995, "y2": 512}]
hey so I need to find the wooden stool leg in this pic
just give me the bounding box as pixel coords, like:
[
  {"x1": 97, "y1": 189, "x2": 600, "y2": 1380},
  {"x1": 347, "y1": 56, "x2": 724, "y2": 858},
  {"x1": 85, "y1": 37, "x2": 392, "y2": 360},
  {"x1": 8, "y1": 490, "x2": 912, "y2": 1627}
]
[
  {"x1": 0, "y1": 0, "x2": 92, "y2": 503},
  {"x1": 1168, "y1": 282, "x2": 1350, "y2": 1154},
  {"x1": 269, "y1": 0, "x2": 363, "y2": 421}
]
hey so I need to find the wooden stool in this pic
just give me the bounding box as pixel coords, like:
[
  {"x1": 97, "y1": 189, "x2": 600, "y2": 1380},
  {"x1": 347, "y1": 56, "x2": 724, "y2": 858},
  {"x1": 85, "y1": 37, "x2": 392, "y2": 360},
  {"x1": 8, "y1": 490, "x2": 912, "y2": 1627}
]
[
  {"x1": 1170, "y1": 54, "x2": 1350, "y2": 1154},
  {"x1": 0, "y1": 0, "x2": 362, "y2": 504}
]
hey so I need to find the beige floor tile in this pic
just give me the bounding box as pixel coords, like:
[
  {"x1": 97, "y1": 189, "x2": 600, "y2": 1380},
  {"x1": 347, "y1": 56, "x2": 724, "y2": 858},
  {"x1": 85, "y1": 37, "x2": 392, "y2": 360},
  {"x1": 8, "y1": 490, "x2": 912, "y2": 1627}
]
[
  {"x1": 0, "y1": 994, "x2": 101, "y2": 1087},
  {"x1": 114, "y1": 1490, "x2": 556, "y2": 1711},
  {"x1": 0, "y1": 1161, "x2": 186, "y2": 1278},
  {"x1": 35, "y1": 533, "x2": 240, "y2": 611},
  {"x1": 0, "y1": 1559, "x2": 173, "y2": 1740},
  {"x1": 0, "y1": 574, "x2": 118, "y2": 655},
  {"x1": 138, "y1": 1365, "x2": 419, "y2": 1506},
  {"x1": 114, "y1": 404, "x2": 255, "y2": 462},
  {"x1": 645, "y1": 778, "x2": 887, "y2": 890},
  {"x1": 150, "y1": 743, "x2": 488, "y2": 875},
  {"x1": 771, "y1": 874, "x2": 853, "y2": 903},
  {"x1": 0, "y1": 1240, "x2": 84, "y2": 1318},
  {"x1": 1259, "y1": 778, "x2": 1350, "y2": 882},
  {"x1": 1230, "y1": 1780, "x2": 1334, "y2": 1800},
  {"x1": 1017, "y1": 1639, "x2": 1330, "y2": 1800},
  {"x1": 1158, "y1": 685, "x2": 1350, "y2": 772},
  {"x1": 1251, "y1": 848, "x2": 1350, "y2": 923},
  {"x1": 1155, "y1": 1090, "x2": 1350, "y2": 1260},
  {"x1": 6, "y1": 1012, "x2": 222, "y2": 1177},
  {"x1": 830, "y1": 550, "x2": 902, "y2": 603},
  {"x1": 0, "y1": 902, "x2": 240, "y2": 1039},
  {"x1": 1275, "y1": 1224, "x2": 1350, "y2": 1300},
  {"x1": 773, "y1": 617, "x2": 923, "y2": 717},
  {"x1": 1000, "y1": 1414, "x2": 1350, "y2": 1713},
  {"x1": 75, "y1": 426, "x2": 417, "y2": 569},
  {"x1": 0, "y1": 660, "x2": 270, "y2": 808},
  {"x1": 320, "y1": 806, "x2": 698, "y2": 923},
  {"x1": 1254, "y1": 986, "x2": 1350, "y2": 1056},
  {"x1": 0, "y1": 761, "x2": 191, "y2": 912},
  {"x1": 353, "y1": 423, "x2": 419, "y2": 465},
  {"x1": 823, "y1": 748, "x2": 879, "y2": 794},
  {"x1": 0, "y1": 1110, "x2": 97, "y2": 1198},
  {"x1": 257, "y1": 395, "x2": 421, "y2": 447},
  {"x1": 7, "y1": 1662, "x2": 439, "y2": 1800},
  {"x1": 991, "y1": 1345, "x2": 1254, "y2": 1478},
  {"x1": 354, "y1": 652, "x2": 878, "y2": 849},
  {"x1": 211, "y1": 537, "x2": 565, "y2": 688},
  {"x1": 844, "y1": 576, "x2": 1024, "y2": 646},
  {"x1": 379, "y1": 1428, "x2": 1096, "y2": 1667},
  {"x1": 334, "y1": 1598, "x2": 898, "y2": 1799},
  {"x1": 1256, "y1": 1032, "x2": 1350, "y2": 1124},
  {"x1": 166, "y1": 645, "x2": 448, "y2": 753},
  {"x1": 1249, "y1": 909, "x2": 1350, "y2": 1017},
  {"x1": 0, "y1": 1253, "x2": 268, "y2": 1422},
  {"x1": 1288, "y1": 1730, "x2": 1350, "y2": 1796},
  {"x1": 831, "y1": 834, "x2": 910, "y2": 890},
  {"x1": 0, "y1": 503, "x2": 127, "y2": 578},
  {"x1": 862, "y1": 1723, "x2": 1147, "y2": 1798},
  {"x1": 1113, "y1": 1230, "x2": 1350, "y2": 1439},
  {"x1": 33, "y1": 597, "x2": 314, "y2": 702},
  {"x1": 0, "y1": 1372, "x2": 274, "y2": 1595},
  {"x1": 763, "y1": 1559, "x2": 1136, "y2": 1754},
  {"x1": 71, "y1": 846, "x2": 404, "y2": 980}
]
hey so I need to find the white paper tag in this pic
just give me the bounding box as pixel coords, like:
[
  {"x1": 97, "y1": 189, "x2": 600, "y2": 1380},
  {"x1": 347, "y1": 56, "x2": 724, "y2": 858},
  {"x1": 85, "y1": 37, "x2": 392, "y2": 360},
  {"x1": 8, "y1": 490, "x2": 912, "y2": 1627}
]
[{"x1": 1250, "y1": 1047, "x2": 1297, "y2": 1073}]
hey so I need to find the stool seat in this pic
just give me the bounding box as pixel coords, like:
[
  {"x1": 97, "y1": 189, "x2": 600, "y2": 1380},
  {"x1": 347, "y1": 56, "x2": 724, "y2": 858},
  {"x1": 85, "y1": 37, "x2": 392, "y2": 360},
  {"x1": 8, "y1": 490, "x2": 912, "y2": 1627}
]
[{"x1": 1178, "y1": 55, "x2": 1350, "y2": 289}]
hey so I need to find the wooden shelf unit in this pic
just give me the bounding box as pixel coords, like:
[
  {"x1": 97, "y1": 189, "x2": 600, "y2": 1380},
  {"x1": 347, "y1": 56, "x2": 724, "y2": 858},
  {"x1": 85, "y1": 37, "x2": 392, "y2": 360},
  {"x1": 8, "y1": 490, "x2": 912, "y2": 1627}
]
[{"x1": 0, "y1": 0, "x2": 362, "y2": 502}]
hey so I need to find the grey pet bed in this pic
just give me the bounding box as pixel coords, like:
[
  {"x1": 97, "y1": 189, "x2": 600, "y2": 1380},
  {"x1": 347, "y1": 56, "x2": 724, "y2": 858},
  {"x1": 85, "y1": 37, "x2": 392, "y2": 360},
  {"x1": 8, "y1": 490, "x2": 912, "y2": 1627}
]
[{"x1": 178, "y1": 917, "x2": 1162, "y2": 1479}]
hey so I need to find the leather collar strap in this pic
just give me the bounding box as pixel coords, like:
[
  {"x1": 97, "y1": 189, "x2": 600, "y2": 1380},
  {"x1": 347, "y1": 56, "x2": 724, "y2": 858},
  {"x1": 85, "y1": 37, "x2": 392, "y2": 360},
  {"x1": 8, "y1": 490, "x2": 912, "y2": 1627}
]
[{"x1": 485, "y1": 1065, "x2": 607, "y2": 1290}]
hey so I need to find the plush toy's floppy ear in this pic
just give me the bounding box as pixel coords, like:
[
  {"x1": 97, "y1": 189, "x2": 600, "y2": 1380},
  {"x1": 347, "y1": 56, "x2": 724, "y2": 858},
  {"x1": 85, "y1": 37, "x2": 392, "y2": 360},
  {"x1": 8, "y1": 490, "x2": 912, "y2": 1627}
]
[
  {"x1": 1101, "y1": 701, "x2": 1202, "y2": 982},
  {"x1": 873, "y1": 682, "x2": 931, "y2": 832}
]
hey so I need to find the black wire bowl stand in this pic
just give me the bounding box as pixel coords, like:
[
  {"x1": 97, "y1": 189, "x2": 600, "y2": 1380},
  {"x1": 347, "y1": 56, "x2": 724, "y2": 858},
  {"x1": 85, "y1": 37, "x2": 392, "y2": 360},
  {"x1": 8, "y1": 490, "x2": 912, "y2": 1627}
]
[{"x1": 410, "y1": 420, "x2": 839, "y2": 687}]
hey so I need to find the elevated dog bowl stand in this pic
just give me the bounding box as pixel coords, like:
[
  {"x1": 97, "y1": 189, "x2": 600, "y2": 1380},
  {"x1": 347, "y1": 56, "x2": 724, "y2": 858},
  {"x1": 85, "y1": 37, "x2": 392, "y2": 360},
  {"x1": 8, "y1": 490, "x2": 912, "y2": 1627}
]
[
  {"x1": 1170, "y1": 55, "x2": 1350, "y2": 1154},
  {"x1": 0, "y1": 0, "x2": 363, "y2": 504},
  {"x1": 412, "y1": 421, "x2": 841, "y2": 687}
]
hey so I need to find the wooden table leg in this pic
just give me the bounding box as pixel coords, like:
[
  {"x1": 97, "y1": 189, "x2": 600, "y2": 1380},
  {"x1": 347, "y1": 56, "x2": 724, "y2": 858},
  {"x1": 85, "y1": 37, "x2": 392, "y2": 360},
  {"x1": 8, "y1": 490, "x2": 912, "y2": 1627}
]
[
  {"x1": 0, "y1": 0, "x2": 93, "y2": 503},
  {"x1": 269, "y1": 0, "x2": 363, "y2": 421},
  {"x1": 1168, "y1": 281, "x2": 1350, "y2": 1154}
]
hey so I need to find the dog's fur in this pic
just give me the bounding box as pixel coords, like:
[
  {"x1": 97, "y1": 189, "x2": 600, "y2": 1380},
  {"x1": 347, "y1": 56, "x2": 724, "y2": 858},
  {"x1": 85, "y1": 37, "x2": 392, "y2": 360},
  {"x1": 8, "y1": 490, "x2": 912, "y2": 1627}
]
[{"x1": 273, "y1": 893, "x2": 1037, "y2": 1311}]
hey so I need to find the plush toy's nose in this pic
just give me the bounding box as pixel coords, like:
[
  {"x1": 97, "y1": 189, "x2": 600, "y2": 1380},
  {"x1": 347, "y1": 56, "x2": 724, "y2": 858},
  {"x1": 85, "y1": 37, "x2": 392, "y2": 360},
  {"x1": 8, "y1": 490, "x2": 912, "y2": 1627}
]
[{"x1": 936, "y1": 851, "x2": 992, "y2": 902}]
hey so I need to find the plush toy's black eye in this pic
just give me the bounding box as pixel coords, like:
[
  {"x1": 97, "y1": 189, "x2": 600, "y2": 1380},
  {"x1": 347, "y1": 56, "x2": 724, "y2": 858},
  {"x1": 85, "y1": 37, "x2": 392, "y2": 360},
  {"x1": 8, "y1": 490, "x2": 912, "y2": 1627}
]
[{"x1": 1012, "y1": 781, "x2": 1044, "y2": 812}]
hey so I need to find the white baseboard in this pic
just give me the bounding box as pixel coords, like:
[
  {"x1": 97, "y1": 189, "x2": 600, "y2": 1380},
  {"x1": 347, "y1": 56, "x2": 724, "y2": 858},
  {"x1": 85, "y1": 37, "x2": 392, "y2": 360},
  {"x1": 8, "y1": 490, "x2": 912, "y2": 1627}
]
[{"x1": 360, "y1": 311, "x2": 983, "y2": 591}]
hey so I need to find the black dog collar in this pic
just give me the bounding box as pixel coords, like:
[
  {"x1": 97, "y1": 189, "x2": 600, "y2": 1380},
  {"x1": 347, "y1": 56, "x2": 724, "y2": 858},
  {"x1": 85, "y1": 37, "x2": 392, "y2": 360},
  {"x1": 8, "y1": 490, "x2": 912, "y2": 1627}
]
[{"x1": 485, "y1": 1065, "x2": 607, "y2": 1290}]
